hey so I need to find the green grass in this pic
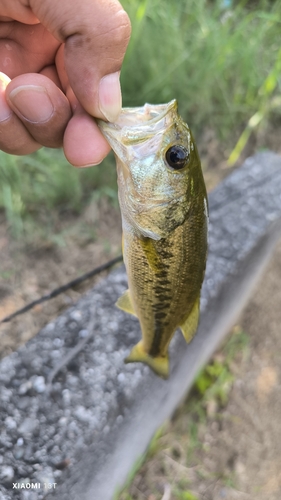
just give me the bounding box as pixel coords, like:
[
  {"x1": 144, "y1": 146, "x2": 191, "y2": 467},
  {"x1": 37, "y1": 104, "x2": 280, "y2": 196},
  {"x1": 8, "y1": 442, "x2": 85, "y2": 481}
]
[
  {"x1": 175, "y1": 492, "x2": 199, "y2": 500},
  {"x1": 188, "y1": 326, "x2": 249, "y2": 418},
  {"x1": 121, "y1": 0, "x2": 281, "y2": 139},
  {"x1": 1, "y1": 0, "x2": 281, "y2": 237},
  {"x1": 0, "y1": 148, "x2": 117, "y2": 239}
]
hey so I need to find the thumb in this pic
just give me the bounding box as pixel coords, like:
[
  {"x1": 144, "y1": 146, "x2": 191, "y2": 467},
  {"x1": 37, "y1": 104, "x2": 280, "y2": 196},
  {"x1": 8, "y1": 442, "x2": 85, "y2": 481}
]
[{"x1": 29, "y1": 0, "x2": 131, "y2": 121}]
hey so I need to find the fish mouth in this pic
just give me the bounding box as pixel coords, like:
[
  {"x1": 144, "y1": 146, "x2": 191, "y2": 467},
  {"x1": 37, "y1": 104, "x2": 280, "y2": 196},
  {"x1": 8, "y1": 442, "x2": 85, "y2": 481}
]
[
  {"x1": 97, "y1": 100, "x2": 178, "y2": 147},
  {"x1": 103, "y1": 99, "x2": 177, "y2": 128}
]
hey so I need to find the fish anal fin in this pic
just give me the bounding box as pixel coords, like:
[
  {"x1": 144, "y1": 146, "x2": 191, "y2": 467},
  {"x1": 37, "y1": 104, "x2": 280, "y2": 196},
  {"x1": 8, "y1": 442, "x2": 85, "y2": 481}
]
[
  {"x1": 116, "y1": 289, "x2": 136, "y2": 316},
  {"x1": 180, "y1": 296, "x2": 200, "y2": 343},
  {"x1": 125, "y1": 341, "x2": 169, "y2": 379},
  {"x1": 139, "y1": 238, "x2": 161, "y2": 272}
]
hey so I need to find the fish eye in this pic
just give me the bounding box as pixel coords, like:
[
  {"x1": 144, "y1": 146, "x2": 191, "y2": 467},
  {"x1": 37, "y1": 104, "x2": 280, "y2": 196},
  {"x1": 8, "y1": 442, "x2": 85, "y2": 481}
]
[{"x1": 165, "y1": 145, "x2": 189, "y2": 170}]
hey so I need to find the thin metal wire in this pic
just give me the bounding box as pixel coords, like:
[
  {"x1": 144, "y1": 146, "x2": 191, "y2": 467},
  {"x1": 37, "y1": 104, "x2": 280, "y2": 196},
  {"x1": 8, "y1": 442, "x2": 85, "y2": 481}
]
[{"x1": 0, "y1": 255, "x2": 123, "y2": 324}]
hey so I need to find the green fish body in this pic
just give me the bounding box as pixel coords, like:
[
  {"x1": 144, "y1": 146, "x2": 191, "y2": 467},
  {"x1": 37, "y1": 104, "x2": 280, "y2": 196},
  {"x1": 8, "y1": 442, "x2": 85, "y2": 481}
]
[{"x1": 98, "y1": 100, "x2": 208, "y2": 378}]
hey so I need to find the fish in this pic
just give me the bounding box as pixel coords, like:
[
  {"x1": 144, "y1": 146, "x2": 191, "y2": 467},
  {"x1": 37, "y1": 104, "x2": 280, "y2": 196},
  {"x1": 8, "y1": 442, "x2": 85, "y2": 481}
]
[{"x1": 98, "y1": 100, "x2": 208, "y2": 378}]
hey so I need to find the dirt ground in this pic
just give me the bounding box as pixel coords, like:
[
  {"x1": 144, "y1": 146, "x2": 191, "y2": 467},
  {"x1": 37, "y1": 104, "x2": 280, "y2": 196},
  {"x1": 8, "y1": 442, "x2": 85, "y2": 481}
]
[
  {"x1": 0, "y1": 197, "x2": 122, "y2": 359},
  {"x1": 1, "y1": 124, "x2": 281, "y2": 499}
]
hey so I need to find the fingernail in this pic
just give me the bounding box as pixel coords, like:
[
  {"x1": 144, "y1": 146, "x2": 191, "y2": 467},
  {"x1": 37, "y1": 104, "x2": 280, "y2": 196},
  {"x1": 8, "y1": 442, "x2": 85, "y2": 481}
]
[
  {"x1": 9, "y1": 85, "x2": 54, "y2": 123},
  {"x1": 99, "y1": 72, "x2": 121, "y2": 122},
  {"x1": 73, "y1": 162, "x2": 103, "y2": 168},
  {"x1": 0, "y1": 99, "x2": 12, "y2": 122}
]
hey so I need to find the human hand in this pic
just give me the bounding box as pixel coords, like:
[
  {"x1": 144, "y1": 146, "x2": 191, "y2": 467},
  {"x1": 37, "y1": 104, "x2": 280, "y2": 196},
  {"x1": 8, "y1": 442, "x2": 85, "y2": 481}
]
[{"x1": 0, "y1": 0, "x2": 131, "y2": 166}]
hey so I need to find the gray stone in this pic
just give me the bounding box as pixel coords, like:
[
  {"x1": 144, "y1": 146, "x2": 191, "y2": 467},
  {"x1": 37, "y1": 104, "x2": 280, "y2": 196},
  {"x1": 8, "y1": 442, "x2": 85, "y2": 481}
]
[
  {"x1": 33, "y1": 467, "x2": 55, "y2": 486},
  {"x1": 0, "y1": 488, "x2": 12, "y2": 500},
  {"x1": 18, "y1": 381, "x2": 32, "y2": 396},
  {"x1": 78, "y1": 329, "x2": 89, "y2": 338},
  {"x1": 20, "y1": 492, "x2": 38, "y2": 500},
  {"x1": 0, "y1": 465, "x2": 14, "y2": 482},
  {"x1": 13, "y1": 446, "x2": 24, "y2": 460},
  {"x1": 32, "y1": 377, "x2": 46, "y2": 394},
  {"x1": 69, "y1": 310, "x2": 82, "y2": 322},
  {"x1": 18, "y1": 418, "x2": 39, "y2": 436},
  {"x1": 4, "y1": 417, "x2": 17, "y2": 430}
]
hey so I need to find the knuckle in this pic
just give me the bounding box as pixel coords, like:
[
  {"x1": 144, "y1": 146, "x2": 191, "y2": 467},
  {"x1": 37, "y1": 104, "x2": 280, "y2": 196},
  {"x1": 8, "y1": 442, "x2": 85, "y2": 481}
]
[
  {"x1": 0, "y1": 123, "x2": 39, "y2": 155},
  {"x1": 86, "y1": 6, "x2": 131, "y2": 57},
  {"x1": 61, "y1": 4, "x2": 131, "y2": 52},
  {"x1": 91, "y1": 8, "x2": 131, "y2": 68},
  {"x1": 108, "y1": 8, "x2": 131, "y2": 47}
]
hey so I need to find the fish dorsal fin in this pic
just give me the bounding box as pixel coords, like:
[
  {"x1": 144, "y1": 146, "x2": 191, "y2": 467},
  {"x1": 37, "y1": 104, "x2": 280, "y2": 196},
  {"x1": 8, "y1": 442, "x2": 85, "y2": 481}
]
[
  {"x1": 180, "y1": 296, "x2": 200, "y2": 343},
  {"x1": 139, "y1": 237, "x2": 161, "y2": 272},
  {"x1": 116, "y1": 289, "x2": 136, "y2": 316}
]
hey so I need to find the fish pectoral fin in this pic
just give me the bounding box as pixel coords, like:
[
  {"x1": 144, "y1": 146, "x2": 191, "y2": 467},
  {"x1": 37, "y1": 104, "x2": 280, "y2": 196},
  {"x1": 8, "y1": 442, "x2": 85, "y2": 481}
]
[
  {"x1": 139, "y1": 237, "x2": 161, "y2": 272},
  {"x1": 116, "y1": 289, "x2": 136, "y2": 316},
  {"x1": 180, "y1": 296, "x2": 200, "y2": 343},
  {"x1": 125, "y1": 341, "x2": 169, "y2": 379}
]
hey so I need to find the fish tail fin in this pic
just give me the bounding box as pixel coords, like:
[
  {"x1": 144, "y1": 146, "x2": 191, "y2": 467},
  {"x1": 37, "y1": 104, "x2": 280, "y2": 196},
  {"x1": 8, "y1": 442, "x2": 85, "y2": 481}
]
[
  {"x1": 116, "y1": 289, "x2": 136, "y2": 317},
  {"x1": 180, "y1": 296, "x2": 200, "y2": 343},
  {"x1": 125, "y1": 341, "x2": 169, "y2": 379}
]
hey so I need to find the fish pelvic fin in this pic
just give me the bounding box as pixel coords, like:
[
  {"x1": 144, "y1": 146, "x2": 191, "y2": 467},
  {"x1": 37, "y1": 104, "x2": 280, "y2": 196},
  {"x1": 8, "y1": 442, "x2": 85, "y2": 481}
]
[
  {"x1": 116, "y1": 289, "x2": 136, "y2": 316},
  {"x1": 125, "y1": 341, "x2": 169, "y2": 379},
  {"x1": 180, "y1": 296, "x2": 200, "y2": 343}
]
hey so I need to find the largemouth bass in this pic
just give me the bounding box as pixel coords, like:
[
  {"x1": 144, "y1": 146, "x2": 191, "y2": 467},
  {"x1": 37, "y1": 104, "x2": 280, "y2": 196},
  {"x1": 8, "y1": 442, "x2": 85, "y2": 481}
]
[{"x1": 98, "y1": 100, "x2": 208, "y2": 378}]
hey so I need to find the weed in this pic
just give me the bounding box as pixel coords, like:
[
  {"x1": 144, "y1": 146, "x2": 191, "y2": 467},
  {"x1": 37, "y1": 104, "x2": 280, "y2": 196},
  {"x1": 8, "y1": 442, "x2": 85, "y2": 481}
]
[
  {"x1": 222, "y1": 472, "x2": 237, "y2": 489},
  {"x1": 121, "y1": 0, "x2": 281, "y2": 143},
  {"x1": 0, "y1": 149, "x2": 117, "y2": 240},
  {"x1": 229, "y1": 46, "x2": 281, "y2": 165},
  {"x1": 115, "y1": 425, "x2": 167, "y2": 500},
  {"x1": 192, "y1": 325, "x2": 249, "y2": 406},
  {"x1": 175, "y1": 491, "x2": 199, "y2": 500},
  {"x1": 186, "y1": 417, "x2": 204, "y2": 464},
  {"x1": 116, "y1": 494, "x2": 133, "y2": 500},
  {"x1": 0, "y1": 270, "x2": 14, "y2": 280}
]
